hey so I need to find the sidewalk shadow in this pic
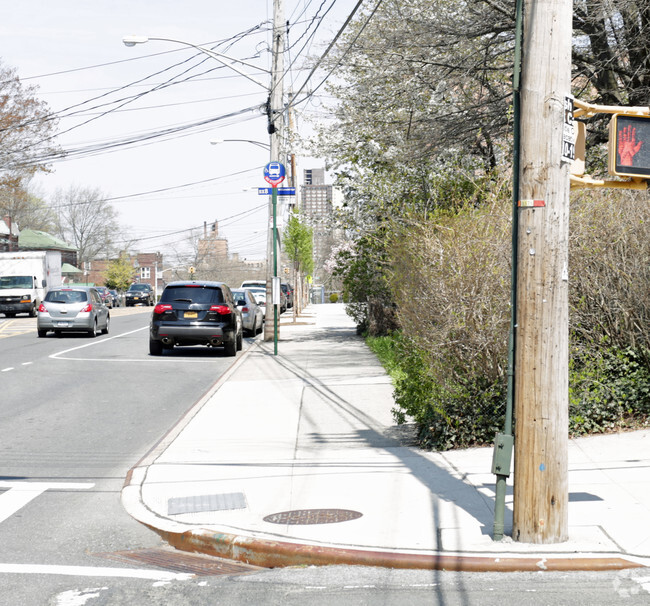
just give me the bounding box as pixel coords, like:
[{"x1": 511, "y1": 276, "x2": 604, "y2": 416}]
[{"x1": 264, "y1": 336, "x2": 506, "y2": 549}]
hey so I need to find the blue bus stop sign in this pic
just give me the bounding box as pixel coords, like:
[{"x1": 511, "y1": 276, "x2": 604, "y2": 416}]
[{"x1": 263, "y1": 162, "x2": 286, "y2": 186}]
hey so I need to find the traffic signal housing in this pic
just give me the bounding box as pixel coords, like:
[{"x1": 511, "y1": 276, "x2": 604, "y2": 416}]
[{"x1": 608, "y1": 114, "x2": 650, "y2": 178}]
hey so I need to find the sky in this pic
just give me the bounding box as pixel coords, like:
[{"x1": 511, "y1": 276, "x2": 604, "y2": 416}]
[{"x1": 0, "y1": 0, "x2": 352, "y2": 263}]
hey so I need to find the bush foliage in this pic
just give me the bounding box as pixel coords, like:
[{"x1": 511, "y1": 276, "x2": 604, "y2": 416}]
[{"x1": 364, "y1": 187, "x2": 649, "y2": 451}]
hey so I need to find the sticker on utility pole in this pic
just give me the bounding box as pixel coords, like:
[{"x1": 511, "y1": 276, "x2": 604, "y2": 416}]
[
  {"x1": 518, "y1": 199, "x2": 546, "y2": 208},
  {"x1": 562, "y1": 95, "x2": 575, "y2": 163}
]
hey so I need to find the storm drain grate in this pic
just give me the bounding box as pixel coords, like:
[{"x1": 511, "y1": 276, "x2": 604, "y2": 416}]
[
  {"x1": 95, "y1": 548, "x2": 262, "y2": 576},
  {"x1": 168, "y1": 492, "x2": 247, "y2": 515},
  {"x1": 263, "y1": 508, "x2": 363, "y2": 525}
]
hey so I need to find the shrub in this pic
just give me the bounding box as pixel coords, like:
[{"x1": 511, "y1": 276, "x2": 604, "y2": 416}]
[
  {"x1": 569, "y1": 345, "x2": 650, "y2": 435},
  {"x1": 329, "y1": 292, "x2": 339, "y2": 303},
  {"x1": 367, "y1": 332, "x2": 505, "y2": 450}
]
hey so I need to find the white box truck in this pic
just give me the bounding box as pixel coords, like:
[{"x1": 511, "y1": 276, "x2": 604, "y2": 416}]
[{"x1": 0, "y1": 251, "x2": 62, "y2": 317}]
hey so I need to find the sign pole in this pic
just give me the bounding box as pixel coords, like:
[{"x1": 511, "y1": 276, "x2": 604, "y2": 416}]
[{"x1": 272, "y1": 184, "x2": 278, "y2": 355}]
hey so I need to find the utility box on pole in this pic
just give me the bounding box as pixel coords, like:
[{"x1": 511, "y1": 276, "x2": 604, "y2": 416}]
[{"x1": 513, "y1": 0, "x2": 572, "y2": 543}]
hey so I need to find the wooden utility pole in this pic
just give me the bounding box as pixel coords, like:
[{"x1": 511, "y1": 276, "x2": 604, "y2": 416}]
[{"x1": 513, "y1": 0, "x2": 573, "y2": 543}]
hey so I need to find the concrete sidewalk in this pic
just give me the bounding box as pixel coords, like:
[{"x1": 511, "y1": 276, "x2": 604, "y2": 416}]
[{"x1": 122, "y1": 304, "x2": 650, "y2": 571}]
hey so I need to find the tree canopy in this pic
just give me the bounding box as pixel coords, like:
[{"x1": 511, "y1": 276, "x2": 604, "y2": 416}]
[{"x1": 0, "y1": 60, "x2": 58, "y2": 201}]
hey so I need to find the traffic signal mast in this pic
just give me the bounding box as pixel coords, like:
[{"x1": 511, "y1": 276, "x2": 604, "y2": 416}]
[{"x1": 570, "y1": 100, "x2": 650, "y2": 190}]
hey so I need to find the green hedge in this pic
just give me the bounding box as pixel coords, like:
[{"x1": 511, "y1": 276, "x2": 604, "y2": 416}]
[{"x1": 368, "y1": 333, "x2": 650, "y2": 451}]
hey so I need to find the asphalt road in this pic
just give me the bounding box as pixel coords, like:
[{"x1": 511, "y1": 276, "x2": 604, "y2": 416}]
[
  {"x1": 0, "y1": 308, "x2": 648, "y2": 605},
  {"x1": 0, "y1": 307, "x2": 254, "y2": 604}
]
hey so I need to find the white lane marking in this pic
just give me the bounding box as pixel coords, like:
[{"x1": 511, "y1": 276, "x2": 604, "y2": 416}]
[
  {"x1": 0, "y1": 481, "x2": 94, "y2": 524},
  {"x1": 55, "y1": 587, "x2": 107, "y2": 606},
  {"x1": 22, "y1": 362, "x2": 33, "y2": 366},
  {"x1": 48, "y1": 326, "x2": 250, "y2": 363},
  {"x1": 50, "y1": 327, "x2": 148, "y2": 360},
  {"x1": 0, "y1": 563, "x2": 193, "y2": 581},
  {"x1": 1, "y1": 367, "x2": 13, "y2": 372}
]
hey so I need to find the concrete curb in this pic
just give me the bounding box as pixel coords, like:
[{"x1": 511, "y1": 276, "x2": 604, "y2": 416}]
[{"x1": 121, "y1": 478, "x2": 647, "y2": 572}]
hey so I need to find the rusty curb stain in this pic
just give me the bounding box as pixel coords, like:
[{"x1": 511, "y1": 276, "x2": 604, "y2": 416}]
[{"x1": 146, "y1": 523, "x2": 647, "y2": 573}]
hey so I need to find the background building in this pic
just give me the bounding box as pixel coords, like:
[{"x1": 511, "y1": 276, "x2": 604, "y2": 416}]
[{"x1": 300, "y1": 168, "x2": 341, "y2": 291}]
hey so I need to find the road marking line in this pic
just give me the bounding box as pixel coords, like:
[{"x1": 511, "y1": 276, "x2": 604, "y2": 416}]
[
  {"x1": 0, "y1": 563, "x2": 193, "y2": 581},
  {"x1": 1, "y1": 367, "x2": 13, "y2": 372},
  {"x1": 0, "y1": 481, "x2": 94, "y2": 524},
  {"x1": 49, "y1": 327, "x2": 148, "y2": 359}
]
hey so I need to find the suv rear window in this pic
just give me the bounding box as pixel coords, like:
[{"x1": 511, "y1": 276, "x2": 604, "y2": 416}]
[{"x1": 161, "y1": 285, "x2": 224, "y2": 305}]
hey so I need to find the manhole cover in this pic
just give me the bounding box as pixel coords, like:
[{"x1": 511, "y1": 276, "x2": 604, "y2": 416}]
[{"x1": 263, "y1": 508, "x2": 362, "y2": 525}]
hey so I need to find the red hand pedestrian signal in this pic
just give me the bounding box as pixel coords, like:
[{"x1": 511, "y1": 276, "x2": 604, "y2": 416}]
[
  {"x1": 609, "y1": 114, "x2": 650, "y2": 178},
  {"x1": 617, "y1": 125, "x2": 643, "y2": 166}
]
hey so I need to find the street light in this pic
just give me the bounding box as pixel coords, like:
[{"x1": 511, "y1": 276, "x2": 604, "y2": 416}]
[
  {"x1": 122, "y1": 36, "x2": 270, "y2": 88},
  {"x1": 210, "y1": 138, "x2": 270, "y2": 151},
  {"x1": 123, "y1": 34, "x2": 284, "y2": 351}
]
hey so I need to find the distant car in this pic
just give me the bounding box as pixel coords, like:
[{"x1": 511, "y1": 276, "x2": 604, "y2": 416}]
[
  {"x1": 94, "y1": 286, "x2": 114, "y2": 308},
  {"x1": 241, "y1": 280, "x2": 266, "y2": 289},
  {"x1": 37, "y1": 286, "x2": 110, "y2": 338},
  {"x1": 281, "y1": 283, "x2": 294, "y2": 308},
  {"x1": 125, "y1": 283, "x2": 154, "y2": 306},
  {"x1": 232, "y1": 288, "x2": 264, "y2": 337},
  {"x1": 149, "y1": 281, "x2": 243, "y2": 356},
  {"x1": 108, "y1": 289, "x2": 120, "y2": 307},
  {"x1": 243, "y1": 281, "x2": 287, "y2": 313}
]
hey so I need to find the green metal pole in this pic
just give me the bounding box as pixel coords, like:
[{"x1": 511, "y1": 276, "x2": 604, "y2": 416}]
[
  {"x1": 493, "y1": 0, "x2": 523, "y2": 541},
  {"x1": 272, "y1": 185, "x2": 278, "y2": 356}
]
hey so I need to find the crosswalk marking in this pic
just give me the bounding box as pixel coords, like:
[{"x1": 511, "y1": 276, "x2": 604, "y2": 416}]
[{"x1": 0, "y1": 481, "x2": 94, "y2": 524}]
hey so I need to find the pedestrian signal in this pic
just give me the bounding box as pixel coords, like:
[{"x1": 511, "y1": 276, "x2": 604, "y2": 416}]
[{"x1": 608, "y1": 114, "x2": 650, "y2": 178}]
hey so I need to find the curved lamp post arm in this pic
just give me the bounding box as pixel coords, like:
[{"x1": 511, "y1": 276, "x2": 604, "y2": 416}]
[{"x1": 122, "y1": 35, "x2": 270, "y2": 90}]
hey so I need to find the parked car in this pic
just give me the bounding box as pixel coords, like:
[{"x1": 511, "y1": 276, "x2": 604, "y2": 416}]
[
  {"x1": 149, "y1": 281, "x2": 243, "y2": 356},
  {"x1": 241, "y1": 280, "x2": 266, "y2": 289},
  {"x1": 109, "y1": 289, "x2": 120, "y2": 307},
  {"x1": 37, "y1": 286, "x2": 110, "y2": 338},
  {"x1": 232, "y1": 288, "x2": 264, "y2": 337},
  {"x1": 125, "y1": 283, "x2": 154, "y2": 306},
  {"x1": 94, "y1": 286, "x2": 114, "y2": 308},
  {"x1": 281, "y1": 283, "x2": 294, "y2": 308},
  {"x1": 245, "y1": 287, "x2": 267, "y2": 319},
  {"x1": 243, "y1": 282, "x2": 287, "y2": 313}
]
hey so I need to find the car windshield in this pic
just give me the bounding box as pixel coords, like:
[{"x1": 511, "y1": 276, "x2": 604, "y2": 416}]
[
  {"x1": 161, "y1": 285, "x2": 224, "y2": 305},
  {"x1": 129, "y1": 284, "x2": 150, "y2": 292},
  {"x1": 45, "y1": 290, "x2": 87, "y2": 303},
  {"x1": 0, "y1": 276, "x2": 33, "y2": 289}
]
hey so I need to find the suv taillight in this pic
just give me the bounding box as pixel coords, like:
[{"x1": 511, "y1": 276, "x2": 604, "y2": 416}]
[
  {"x1": 210, "y1": 305, "x2": 231, "y2": 315},
  {"x1": 154, "y1": 303, "x2": 173, "y2": 314}
]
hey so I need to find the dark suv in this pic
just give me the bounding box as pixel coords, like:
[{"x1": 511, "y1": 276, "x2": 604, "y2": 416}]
[
  {"x1": 125, "y1": 283, "x2": 154, "y2": 307},
  {"x1": 149, "y1": 281, "x2": 243, "y2": 356}
]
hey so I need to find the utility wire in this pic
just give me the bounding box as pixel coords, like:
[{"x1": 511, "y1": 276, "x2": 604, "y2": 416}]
[{"x1": 288, "y1": 0, "x2": 378, "y2": 110}]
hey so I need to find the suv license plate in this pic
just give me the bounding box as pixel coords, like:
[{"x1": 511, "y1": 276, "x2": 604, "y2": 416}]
[{"x1": 184, "y1": 311, "x2": 198, "y2": 319}]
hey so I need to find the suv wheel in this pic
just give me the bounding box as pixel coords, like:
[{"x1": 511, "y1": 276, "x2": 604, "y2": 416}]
[
  {"x1": 224, "y1": 336, "x2": 237, "y2": 357},
  {"x1": 149, "y1": 339, "x2": 163, "y2": 356}
]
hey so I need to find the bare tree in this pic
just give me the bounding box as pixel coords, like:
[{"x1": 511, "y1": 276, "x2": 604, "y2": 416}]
[{"x1": 51, "y1": 185, "x2": 120, "y2": 266}]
